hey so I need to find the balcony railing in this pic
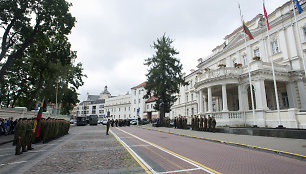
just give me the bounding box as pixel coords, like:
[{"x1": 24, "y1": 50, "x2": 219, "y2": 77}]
[{"x1": 197, "y1": 60, "x2": 288, "y2": 82}]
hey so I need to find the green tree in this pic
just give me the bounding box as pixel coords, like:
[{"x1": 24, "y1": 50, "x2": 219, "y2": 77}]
[
  {"x1": 0, "y1": 0, "x2": 75, "y2": 80},
  {"x1": 144, "y1": 35, "x2": 188, "y2": 123}
]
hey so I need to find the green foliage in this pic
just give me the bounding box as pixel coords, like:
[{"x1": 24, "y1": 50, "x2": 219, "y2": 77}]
[
  {"x1": 0, "y1": 0, "x2": 76, "y2": 79},
  {"x1": 0, "y1": 0, "x2": 85, "y2": 113},
  {"x1": 144, "y1": 34, "x2": 188, "y2": 114}
]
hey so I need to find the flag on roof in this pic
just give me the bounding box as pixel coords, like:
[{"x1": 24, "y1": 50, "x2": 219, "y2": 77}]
[
  {"x1": 263, "y1": 2, "x2": 270, "y2": 30},
  {"x1": 294, "y1": 0, "x2": 303, "y2": 14},
  {"x1": 242, "y1": 21, "x2": 254, "y2": 40}
]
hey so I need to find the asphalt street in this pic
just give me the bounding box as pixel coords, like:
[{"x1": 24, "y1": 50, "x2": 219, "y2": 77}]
[{"x1": 111, "y1": 126, "x2": 306, "y2": 174}]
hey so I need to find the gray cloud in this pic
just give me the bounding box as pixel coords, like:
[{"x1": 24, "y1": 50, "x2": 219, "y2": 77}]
[{"x1": 67, "y1": 0, "x2": 289, "y2": 101}]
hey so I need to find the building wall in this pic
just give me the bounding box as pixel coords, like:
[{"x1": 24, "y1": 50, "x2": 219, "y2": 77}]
[{"x1": 104, "y1": 94, "x2": 131, "y2": 120}]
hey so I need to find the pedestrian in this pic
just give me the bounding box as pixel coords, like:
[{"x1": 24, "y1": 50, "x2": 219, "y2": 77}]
[
  {"x1": 208, "y1": 115, "x2": 212, "y2": 132},
  {"x1": 106, "y1": 119, "x2": 110, "y2": 135},
  {"x1": 212, "y1": 116, "x2": 216, "y2": 133},
  {"x1": 111, "y1": 119, "x2": 114, "y2": 127}
]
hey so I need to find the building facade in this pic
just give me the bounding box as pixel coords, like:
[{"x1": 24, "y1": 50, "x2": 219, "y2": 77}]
[
  {"x1": 104, "y1": 94, "x2": 131, "y2": 120},
  {"x1": 191, "y1": 1, "x2": 306, "y2": 128}
]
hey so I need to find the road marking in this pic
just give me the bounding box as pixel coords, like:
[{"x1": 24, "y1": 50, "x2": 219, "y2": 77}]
[
  {"x1": 111, "y1": 130, "x2": 155, "y2": 174},
  {"x1": 143, "y1": 127, "x2": 306, "y2": 159},
  {"x1": 131, "y1": 144, "x2": 152, "y2": 147},
  {"x1": 0, "y1": 161, "x2": 27, "y2": 166},
  {"x1": 28, "y1": 150, "x2": 48, "y2": 153},
  {"x1": 117, "y1": 128, "x2": 221, "y2": 174},
  {"x1": 159, "y1": 167, "x2": 201, "y2": 174}
]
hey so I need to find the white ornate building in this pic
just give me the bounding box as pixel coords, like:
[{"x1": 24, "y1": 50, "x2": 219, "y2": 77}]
[{"x1": 171, "y1": 1, "x2": 306, "y2": 128}]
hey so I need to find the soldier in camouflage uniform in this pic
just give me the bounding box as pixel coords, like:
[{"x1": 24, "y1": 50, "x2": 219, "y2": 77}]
[
  {"x1": 212, "y1": 116, "x2": 216, "y2": 133},
  {"x1": 208, "y1": 115, "x2": 212, "y2": 132},
  {"x1": 14, "y1": 119, "x2": 22, "y2": 155},
  {"x1": 106, "y1": 119, "x2": 110, "y2": 135},
  {"x1": 20, "y1": 118, "x2": 27, "y2": 152},
  {"x1": 199, "y1": 115, "x2": 203, "y2": 131},
  {"x1": 191, "y1": 115, "x2": 194, "y2": 130},
  {"x1": 204, "y1": 115, "x2": 208, "y2": 132},
  {"x1": 26, "y1": 119, "x2": 34, "y2": 150}
]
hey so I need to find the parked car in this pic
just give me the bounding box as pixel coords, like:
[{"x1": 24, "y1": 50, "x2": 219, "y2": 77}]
[
  {"x1": 102, "y1": 119, "x2": 108, "y2": 125},
  {"x1": 130, "y1": 120, "x2": 137, "y2": 125},
  {"x1": 70, "y1": 119, "x2": 75, "y2": 124},
  {"x1": 141, "y1": 118, "x2": 150, "y2": 125}
]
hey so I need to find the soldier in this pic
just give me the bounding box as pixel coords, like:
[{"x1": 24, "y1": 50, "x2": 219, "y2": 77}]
[
  {"x1": 14, "y1": 119, "x2": 22, "y2": 155},
  {"x1": 174, "y1": 117, "x2": 177, "y2": 128},
  {"x1": 200, "y1": 115, "x2": 203, "y2": 131},
  {"x1": 191, "y1": 115, "x2": 194, "y2": 130},
  {"x1": 208, "y1": 115, "x2": 212, "y2": 132},
  {"x1": 194, "y1": 115, "x2": 199, "y2": 131},
  {"x1": 183, "y1": 116, "x2": 187, "y2": 129},
  {"x1": 20, "y1": 118, "x2": 27, "y2": 152},
  {"x1": 212, "y1": 116, "x2": 216, "y2": 133},
  {"x1": 106, "y1": 119, "x2": 110, "y2": 135},
  {"x1": 204, "y1": 115, "x2": 208, "y2": 132},
  {"x1": 26, "y1": 119, "x2": 34, "y2": 151}
]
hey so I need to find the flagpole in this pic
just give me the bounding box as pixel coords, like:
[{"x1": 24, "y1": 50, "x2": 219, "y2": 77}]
[
  {"x1": 291, "y1": 0, "x2": 306, "y2": 78},
  {"x1": 238, "y1": 4, "x2": 256, "y2": 127},
  {"x1": 263, "y1": 0, "x2": 282, "y2": 128}
]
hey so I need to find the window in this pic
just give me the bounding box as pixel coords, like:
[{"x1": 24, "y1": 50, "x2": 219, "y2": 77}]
[
  {"x1": 271, "y1": 40, "x2": 280, "y2": 54},
  {"x1": 147, "y1": 105, "x2": 149, "y2": 109},
  {"x1": 134, "y1": 99, "x2": 136, "y2": 104},
  {"x1": 134, "y1": 90, "x2": 136, "y2": 95},
  {"x1": 151, "y1": 104, "x2": 153, "y2": 108},
  {"x1": 92, "y1": 110, "x2": 96, "y2": 114},
  {"x1": 134, "y1": 108, "x2": 136, "y2": 112},
  {"x1": 191, "y1": 93, "x2": 193, "y2": 101},
  {"x1": 138, "y1": 99, "x2": 140, "y2": 103},
  {"x1": 254, "y1": 48, "x2": 260, "y2": 57},
  {"x1": 186, "y1": 94, "x2": 189, "y2": 102},
  {"x1": 190, "y1": 80, "x2": 193, "y2": 88},
  {"x1": 139, "y1": 90, "x2": 141, "y2": 95},
  {"x1": 242, "y1": 54, "x2": 248, "y2": 65}
]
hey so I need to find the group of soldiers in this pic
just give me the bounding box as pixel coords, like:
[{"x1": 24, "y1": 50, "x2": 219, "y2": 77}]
[
  {"x1": 191, "y1": 115, "x2": 216, "y2": 132},
  {"x1": 14, "y1": 118, "x2": 70, "y2": 155},
  {"x1": 106, "y1": 119, "x2": 131, "y2": 135},
  {"x1": 173, "y1": 116, "x2": 188, "y2": 129}
]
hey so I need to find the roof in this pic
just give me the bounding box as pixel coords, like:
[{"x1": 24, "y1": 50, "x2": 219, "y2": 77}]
[
  {"x1": 145, "y1": 96, "x2": 158, "y2": 103},
  {"x1": 87, "y1": 95, "x2": 99, "y2": 101},
  {"x1": 131, "y1": 82, "x2": 146, "y2": 89},
  {"x1": 92, "y1": 99, "x2": 105, "y2": 104}
]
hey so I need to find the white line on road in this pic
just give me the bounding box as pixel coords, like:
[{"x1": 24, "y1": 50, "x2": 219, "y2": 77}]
[
  {"x1": 111, "y1": 130, "x2": 157, "y2": 174},
  {"x1": 117, "y1": 128, "x2": 219, "y2": 174},
  {"x1": 158, "y1": 167, "x2": 201, "y2": 174},
  {"x1": 0, "y1": 161, "x2": 27, "y2": 166}
]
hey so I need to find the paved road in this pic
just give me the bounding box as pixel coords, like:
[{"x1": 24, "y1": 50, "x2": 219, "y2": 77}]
[
  {"x1": 0, "y1": 125, "x2": 144, "y2": 174},
  {"x1": 112, "y1": 126, "x2": 306, "y2": 174}
]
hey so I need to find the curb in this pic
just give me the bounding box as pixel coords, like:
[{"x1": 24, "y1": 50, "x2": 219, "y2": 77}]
[{"x1": 141, "y1": 127, "x2": 306, "y2": 161}]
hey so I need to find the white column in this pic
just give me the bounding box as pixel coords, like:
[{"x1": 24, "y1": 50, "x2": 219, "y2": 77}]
[
  {"x1": 297, "y1": 75, "x2": 306, "y2": 111},
  {"x1": 286, "y1": 81, "x2": 298, "y2": 108},
  {"x1": 279, "y1": 28, "x2": 289, "y2": 61},
  {"x1": 253, "y1": 79, "x2": 268, "y2": 110},
  {"x1": 199, "y1": 90, "x2": 203, "y2": 114},
  {"x1": 203, "y1": 93, "x2": 207, "y2": 113},
  {"x1": 222, "y1": 84, "x2": 228, "y2": 111},
  {"x1": 208, "y1": 87, "x2": 213, "y2": 112},
  {"x1": 287, "y1": 25, "x2": 298, "y2": 59},
  {"x1": 260, "y1": 39, "x2": 268, "y2": 62},
  {"x1": 216, "y1": 97, "x2": 219, "y2": 111}
]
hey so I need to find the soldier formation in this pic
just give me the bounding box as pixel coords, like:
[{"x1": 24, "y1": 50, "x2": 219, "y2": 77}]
[
  {"x1": 14, "y1": 118, "x2": 70, "y2": 155},
  {"x1": 173, "y1": 115, "x2": 217, "y2": 132}
]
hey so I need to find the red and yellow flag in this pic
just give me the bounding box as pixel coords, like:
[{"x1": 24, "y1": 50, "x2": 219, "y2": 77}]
[
  {"x1": 33, "y1": 99, "x2": 44, "y2": 137},
  {"x1": 242, "y1": 20, "x2": 254, "y2": 40}
]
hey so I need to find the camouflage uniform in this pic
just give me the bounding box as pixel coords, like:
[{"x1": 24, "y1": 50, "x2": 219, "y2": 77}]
[
  {"x1": 204, "y1": 116, "x2": 208, "y2": 132},
  {"x1": 212, "y1": 117, "x2": 216, "y2": 133},
  {"x1": 208, "y1": 116, "x2": 212, "y2": 132}
]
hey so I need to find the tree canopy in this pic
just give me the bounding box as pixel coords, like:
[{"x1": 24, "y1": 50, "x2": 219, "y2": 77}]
[
  {"x1": 0, "y1": 0, "x2": 75, "y2": 79},
  {"x1": 144, "y1": 35, "x2": 188, "y2": 121},
  {"x1": 0, "y1": 0, "x2": 85, "y2": 114}
]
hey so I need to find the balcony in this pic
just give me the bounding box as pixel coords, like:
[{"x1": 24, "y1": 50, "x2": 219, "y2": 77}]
[{"x1": 197, "y1": 60, "x2": 288, "y2": 82}]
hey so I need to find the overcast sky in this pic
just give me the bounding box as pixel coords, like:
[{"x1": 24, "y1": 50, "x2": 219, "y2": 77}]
[{"x1": 67, "y1": 0, "x2": 289, "y2": 102}]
